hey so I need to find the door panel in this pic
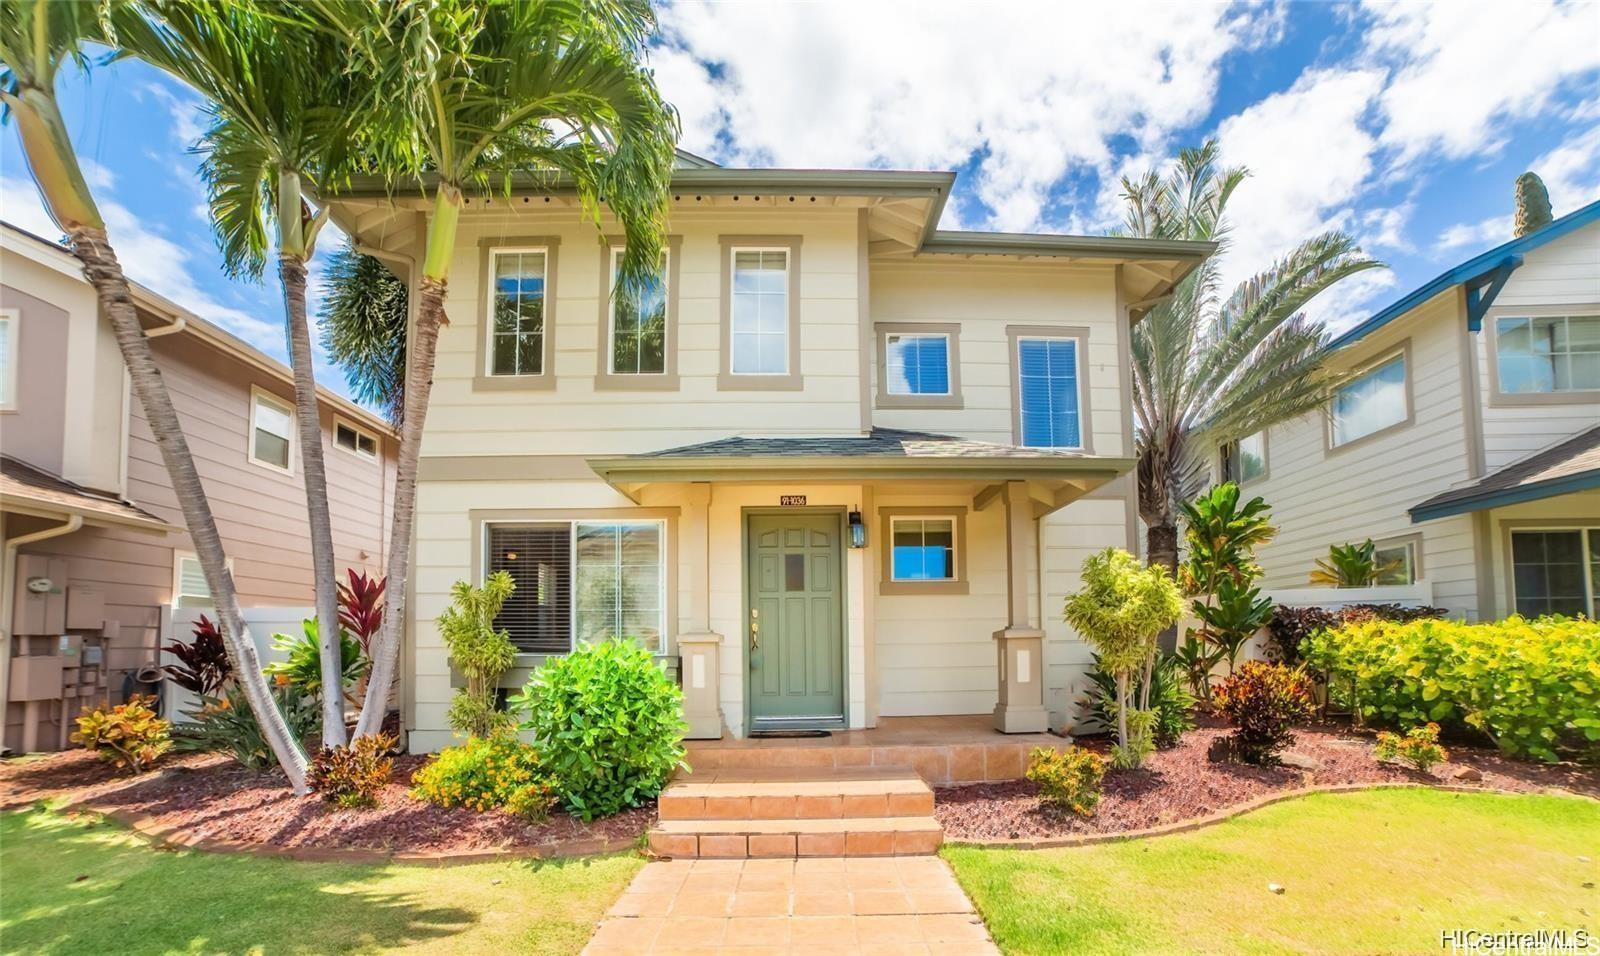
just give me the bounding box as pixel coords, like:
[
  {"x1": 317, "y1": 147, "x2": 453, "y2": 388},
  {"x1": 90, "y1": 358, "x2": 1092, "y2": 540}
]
[{"x1": 747, "y1": 513, "x2": 844, "y2": 724}]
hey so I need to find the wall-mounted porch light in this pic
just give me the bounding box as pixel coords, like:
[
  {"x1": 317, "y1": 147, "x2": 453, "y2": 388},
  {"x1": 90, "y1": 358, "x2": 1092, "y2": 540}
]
[{"x1": 847, "y1": 510, "x2": 867, "y2": 549}]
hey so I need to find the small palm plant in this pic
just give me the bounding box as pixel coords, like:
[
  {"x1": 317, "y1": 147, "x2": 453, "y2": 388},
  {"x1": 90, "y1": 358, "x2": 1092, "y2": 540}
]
[
  {"x1": 1310, "y1": 540, "x2": 1397, "y2": 587},
  {"x1": 1177, "y1": 483, "x2": 1276, "y2": 696}
]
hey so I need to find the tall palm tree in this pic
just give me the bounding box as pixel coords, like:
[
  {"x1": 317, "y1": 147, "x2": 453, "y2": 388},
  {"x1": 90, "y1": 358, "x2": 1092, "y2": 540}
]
[
  {"x1": 0, "y1": 0, "x2": 311, "y2": 789},
  {"x1": 115, "y1": 0, "x2": 370, "y2": 746},
  {"x1": 328, "y1": 0, "x2": 679, "y2": 737},
  {"x1": 1121, "y1": 141, "x2": 1386, "y2": 574},
  {"x1": 319, "y1": 239, "x2": 408, "y2": 426}
]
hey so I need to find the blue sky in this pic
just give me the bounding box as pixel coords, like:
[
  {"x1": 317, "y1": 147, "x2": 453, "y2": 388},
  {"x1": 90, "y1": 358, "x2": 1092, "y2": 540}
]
[{"x1": 3, "y1": 0, "x2": 1598, "y2": 403}]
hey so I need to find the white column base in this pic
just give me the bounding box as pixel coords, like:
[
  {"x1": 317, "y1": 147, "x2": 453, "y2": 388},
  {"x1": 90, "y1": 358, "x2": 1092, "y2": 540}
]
[
  {"x1": 678, "y1": 632, "x2": 725, "y2": 740},
  {"x1": 992, "y1": 627, "x2": 1049, "y2": 734}
]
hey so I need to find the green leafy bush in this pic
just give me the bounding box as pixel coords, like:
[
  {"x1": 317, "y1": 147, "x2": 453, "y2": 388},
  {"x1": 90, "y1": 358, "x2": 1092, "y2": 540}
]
[
  {"x1": 1211, "y1": 661, "x2": 1315, "y2": 765},
  {"x1": 511, "y1": 639, "x2": 685, "y2": 821},
  {"x1": 438, "y1": 573, "x2": 518, "y2": 738},
  {"x1": 409, "y1": 733, "x2": 549, "y2": 816},
  {"x1": 1084, "y1": 653, "x2": 1194, "y2": 748},
  {"x1": 1303, "y1": 615, "x2": 1600, "y2": 763},
  {"x1": 309, "y1": 733, "x2": 396, "y2": 809},
  {"x1": 264, "y1": 618, "x2": 367, "y2": 701},
  {"x1": 173, "y1": 683, "x2": 321, "y2": 769},
  {"x1": 1266, "y1": 604, "x2": 1447, "y2": 665},
  {"x1": 1374, "y1": 723, "x2": 1448, "y2": 772},
  {"x1": 71, "y1": 695, "x2": 172, "y2": 773},
  {"x1": 1025, "y1": 746, "x2": 1105, "y2": 817}
]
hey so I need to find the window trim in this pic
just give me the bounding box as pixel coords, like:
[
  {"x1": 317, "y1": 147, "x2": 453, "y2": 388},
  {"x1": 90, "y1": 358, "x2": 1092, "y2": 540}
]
[
  {"x1": 878, "y1": 506, "x2": 969, "y2": 596},
  {"x1": 1485, "y1": 306, "x2": 1600, "y2": 407},
  {"x1": 0, "y1": 307, "x2": 18, "y2": 411},
  {"x1": 594, "y1": 235, "x2": 682, "y2": 390},
  {"x1": 247, "y1": 385, "x2": 295, "y2": 475},
  {"x1": 1501, "y1": 523, "x2": 1599, "y2": 618},
  {"x1": 718, "y1": 235, "x2": 803, "y2": 391},
  {"x1": 332, "y1": 414, "x2": 380, "y2": 461},
  {"x1": 1221, "y1": 430, "x2": 1270, "y2": 485},
  {"x1": 1007, "y1": 325, "x2": 1094, "y2": 452},
  {"x1": 875, "y1": 322, "x2": 963, "y2": 409},
  {"x1": 1325, "y1": 341, "x2": 1414, "y2": 455},
  {"x1": 474, "y1": 237, "x2": 560, "y2": 392},
  {"x1": 470, "y1": 507, "x2": 677, "y2": 657},
  {"x1": 1372, "y1": 531, "x2": 1424, "y2": 585},
  {"x1": 171, "y1": 550, "x2": 234, "y2": 609}
]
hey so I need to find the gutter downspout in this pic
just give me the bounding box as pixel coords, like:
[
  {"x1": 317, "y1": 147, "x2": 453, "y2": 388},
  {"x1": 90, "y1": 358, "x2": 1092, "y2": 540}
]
[{"x1": 1, "y1": 514, "x2": 84, "y2": 754}]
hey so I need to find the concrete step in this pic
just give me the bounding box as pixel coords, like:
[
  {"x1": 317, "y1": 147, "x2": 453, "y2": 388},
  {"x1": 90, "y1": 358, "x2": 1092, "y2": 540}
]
[
  {"x1": 658, "y1": 766, "x2": 935, "y2": 820},
  {"x1": 648, "y1": 815, "x2": 944, "y2": 858}
]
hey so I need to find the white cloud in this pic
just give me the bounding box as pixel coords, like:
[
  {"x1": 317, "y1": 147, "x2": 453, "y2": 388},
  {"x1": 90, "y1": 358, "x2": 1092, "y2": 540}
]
[
  {"x1": 1438, "y1": 214, "x2": 1513, "y2": 252},
  {"x1": 140, "y1": 81, "x2": 208, "y2": 147},
  {"x1": 654, "y1": 0, "x2": 1276, "y2": 231},
  {"x1": 1530, "y1": 124, "x2": 1600, "y2": 214},
  {"x1": 1, "y1": 176, "x2": 66, "y2": 239}
]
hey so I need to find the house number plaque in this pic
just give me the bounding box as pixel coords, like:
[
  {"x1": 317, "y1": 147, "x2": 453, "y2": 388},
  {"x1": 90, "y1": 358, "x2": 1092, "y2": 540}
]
[{"x1": 779, "y1": 495, "x2": 808, "y2": 507}]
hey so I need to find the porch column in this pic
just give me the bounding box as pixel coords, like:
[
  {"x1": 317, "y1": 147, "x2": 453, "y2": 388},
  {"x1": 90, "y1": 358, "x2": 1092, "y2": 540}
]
[
  {"x1": 993, "y1": 480, "x2": 1049, "y2": 733},
  {"x1": 678, "y1": 483, "x2": 724, "y2": 739}
]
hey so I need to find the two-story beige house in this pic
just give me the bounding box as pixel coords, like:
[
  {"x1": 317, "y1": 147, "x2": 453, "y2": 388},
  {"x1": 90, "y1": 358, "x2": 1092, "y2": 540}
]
[
  {"x1": 0, "y1": 222, "x2": 397, "y2": 752},
  {"x1": 328, "y1": 155, "x2": 1214, "y2": 752},
  {"x1": 1219, "y1": 199, "x2": 1599, "y2": 621}
]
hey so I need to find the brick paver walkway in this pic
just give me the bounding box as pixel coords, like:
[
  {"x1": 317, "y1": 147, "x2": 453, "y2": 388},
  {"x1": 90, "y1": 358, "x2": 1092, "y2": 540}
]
[{"x1": 583, "y1": 856, "x2": 998, "y2": 954}]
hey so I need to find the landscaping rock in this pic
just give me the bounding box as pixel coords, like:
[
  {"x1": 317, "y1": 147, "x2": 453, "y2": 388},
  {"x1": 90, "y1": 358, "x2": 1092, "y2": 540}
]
[
  {"x1": 1279, "y1": 751, "x2": 1321, "y2": 772},
  {"x1": 1451, "y1": 766, "x2": 1483, "y2": 782},
  {"x1": 1207, "y1": 737, "x2": 1234, "y2": 763},
  {"x1": 1268, "y1": 883, "x2": 1286, "y2": 895}
]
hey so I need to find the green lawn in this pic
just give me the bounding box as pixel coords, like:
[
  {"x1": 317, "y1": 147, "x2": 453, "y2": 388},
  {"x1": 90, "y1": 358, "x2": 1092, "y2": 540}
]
[
  {"x1": 943, "y1": 789, "x2": 1600, "y2": 956},
  {"x1": 0, "y1": 807, "x2": 642, "y2": 955}
]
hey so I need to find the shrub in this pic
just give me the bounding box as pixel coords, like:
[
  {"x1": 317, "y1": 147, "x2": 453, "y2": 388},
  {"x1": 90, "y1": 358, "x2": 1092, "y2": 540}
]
[
  {"x1": 511, "y1": 639, "x2": 685, "y2": 821},
  {"x1": 1178, "y1": 483, "x2": 1276, "y2": 692},
  {"x1": 1267, "y1": 604, "x2": 1447, "y2": 665},
  {"x1": 409, "y1": 733, "x2": 548, "y2": 814},
  {"x1": 264, "y1": 619, "x2": 367, "y2": 702},
  {"x1": 173, "y1": 682, "x2": 321, "y2": 769},
  {"x1": 1309, "y1": 540, "x2": 1389, "y2": 587},
  {"x1": 1303, "y1": 615, "x2": 1599, "y2": 763},
  {"x1": 72, "y1": 695, "x2": 172, "y2": 773},
  {"x1": 503, "y1": 779, "x2": 559, "y2": 822},
  {"x1": 438, "y1": 573, "x2": 518, "y2": 738},
  {"x1": 1375, "y1": 723, "x2": 1448, "y2": 772},
  {"x1": 1211, "y1": 661, "x2": 1315, "y2": 765},
  {"x1": 309, "y1": 733, "x2": 397, "y2": 809},
  {"x1": 162, "y1": 614, "x2": 233, "y2": 696},
  {"x1": 1025, "y1": 746, "x2": 1105, "y2": 817},
  {"x1": 337, "y1": 569, "x2": 386, "y2": 658},
  {"x1": 1084, "y1": 653, "x2": 1194, "y2": 748}
]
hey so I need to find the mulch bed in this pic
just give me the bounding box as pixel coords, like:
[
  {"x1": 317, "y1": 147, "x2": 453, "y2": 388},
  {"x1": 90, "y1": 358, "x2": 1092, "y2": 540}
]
[
  {"x1": 0, "y1": 750, "x2": 654, "y2": 857},
  {"x1": 935, "y1": 718, "x2": 1600, "y2": 842}
]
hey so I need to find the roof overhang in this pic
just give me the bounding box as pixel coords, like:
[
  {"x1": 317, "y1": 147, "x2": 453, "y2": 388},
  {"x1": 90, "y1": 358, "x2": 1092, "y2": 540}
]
[
  {"x1": 1410, "y1": 425, "x2": 1600, "y2": 523},
  {"x1": 1, "y1": 489, "x2": 177, "y2": 535},
  {"x1": 1410, "y1": 468, "x2": 1600, "y2": 523}
]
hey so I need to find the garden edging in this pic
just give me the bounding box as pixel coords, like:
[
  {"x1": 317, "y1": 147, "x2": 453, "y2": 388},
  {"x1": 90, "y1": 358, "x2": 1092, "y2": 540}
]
[{"x1": 942, "y1": 781, "x2": 1595, "y2": 850}]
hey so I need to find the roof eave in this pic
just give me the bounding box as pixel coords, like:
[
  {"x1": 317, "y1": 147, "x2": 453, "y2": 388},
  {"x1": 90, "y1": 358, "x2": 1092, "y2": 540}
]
[
  {"x1": 1410, "y1": 469, "x2": 1600, "y2": 523},
  {"x1": 588, "y1": 454, "x2": 1137, "y2": 485},
  {"x1": 326, "y1": 168, "x2": 959, "y2": 203},
  {"x1": 1, "y1": 494, "x2": 178, "y2": 535}
]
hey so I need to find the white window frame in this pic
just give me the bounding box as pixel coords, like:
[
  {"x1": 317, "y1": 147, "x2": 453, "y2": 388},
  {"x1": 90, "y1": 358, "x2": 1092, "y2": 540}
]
[
  {"x1": 0, "y1": 307, "x2": 18, "y2": 410},
  {"x1": 728, "y1": 246, "x2": 791, "y2": 377},
  {"x1": 1508, "y1": 526, "x2": 1599, "y2": 618},
  {"x1": 247, "y1": 386, "x2": 295, "y2": 474},
  {"x1": 483, "y1": 245, "x2": 552, "y2": 378},
  {"x1": 888, "y1": 514, "x2": 960, "y2": 583},
  {"x1": 1491, "y1": 312, "x2": 1600, "y2": 398},
  {"x1": 483, "y1": 518, "x2": 668, "y2": 653},
  {"x1": 1328, "y1": 346, "x2": 1411, "y2": 451},
  {"x1": 607, "y1": 246, "x2": 670, "y2": 377},
  {"x1": 1014, "y1": 333, "x2": 1088, "y2": 451},
  {"x1": 172, "y1": 550, "x2": 234, "y2": 609},
  {"x1": 1372, "y1": 536, "x2": 1419, "y2": 586},
  {"x1": 332, "y1": 415, "x2": 380, "y2": 460},
  {"x1": 885, "y1": 332, "x2": 954, "y2": 397}
]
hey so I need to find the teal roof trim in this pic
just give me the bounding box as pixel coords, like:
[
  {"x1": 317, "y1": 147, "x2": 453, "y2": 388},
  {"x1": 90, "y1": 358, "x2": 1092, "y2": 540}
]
[{"x1": 1409, "y1": 470, "x2": 1600, "y2": 522}]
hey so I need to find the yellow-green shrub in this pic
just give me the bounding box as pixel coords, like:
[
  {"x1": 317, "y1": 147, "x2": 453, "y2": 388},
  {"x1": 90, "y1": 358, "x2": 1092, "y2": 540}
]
[
  {"x1": 409, "y1": 734, "x2": 549, "y2": 815},
  {"x1": 72, "y1": 694, "x2": 172, "y2": 773},
  {"x1": 1303, "y1": 616, "x2": 1600, "y2": 763},
  {"x1": 1025, "y1": 746, "x2": 1105, "y2": 817}
]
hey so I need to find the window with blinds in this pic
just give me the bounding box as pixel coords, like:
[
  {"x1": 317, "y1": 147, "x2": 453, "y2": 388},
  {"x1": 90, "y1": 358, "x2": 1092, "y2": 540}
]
[
  {"x1": 1016, "y1": 337, "x2": 1081, "y2": 448},
  {"x1": 488, "y1": 525, "x2": 572, "y2": 654}
]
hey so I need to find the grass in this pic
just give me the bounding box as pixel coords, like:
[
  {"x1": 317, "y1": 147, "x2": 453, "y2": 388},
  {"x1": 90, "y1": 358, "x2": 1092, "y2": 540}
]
[
  {"x1": 0, "y1": 806, "x2": 643, "y2": 955},
  {"x1": 943, "y1": 788, "x2": 1600, "y2": 956}
]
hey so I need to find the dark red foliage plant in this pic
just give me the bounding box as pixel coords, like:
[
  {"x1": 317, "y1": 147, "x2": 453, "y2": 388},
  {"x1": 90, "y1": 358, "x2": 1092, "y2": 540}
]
[
  {"x1": 338, "y1": 569, "x2": 386, "y2": 656},
  {"x1": 162, "y1": 614, "x2": 234, "y2": 696}
]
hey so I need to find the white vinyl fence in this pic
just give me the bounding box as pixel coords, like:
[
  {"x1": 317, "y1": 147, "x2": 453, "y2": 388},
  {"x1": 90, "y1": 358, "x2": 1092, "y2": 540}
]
[
  {"x1": 158, "y1": 606, "x2": 312, "y2": 721},
  {"x1": 1182, "y1": 579, "x2": 1439, "y2": 670}
]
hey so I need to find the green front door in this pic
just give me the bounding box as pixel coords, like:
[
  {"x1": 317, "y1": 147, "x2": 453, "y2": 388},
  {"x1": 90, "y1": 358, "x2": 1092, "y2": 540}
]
[{"x1": 746, "y1": 513, "x2": 845, "y2": 728}]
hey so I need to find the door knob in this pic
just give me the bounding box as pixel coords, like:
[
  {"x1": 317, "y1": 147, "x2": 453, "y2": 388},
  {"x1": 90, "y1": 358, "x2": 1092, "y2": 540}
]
[{"x1": 749, "y1": 607, "x2": 760, "y2": 649}]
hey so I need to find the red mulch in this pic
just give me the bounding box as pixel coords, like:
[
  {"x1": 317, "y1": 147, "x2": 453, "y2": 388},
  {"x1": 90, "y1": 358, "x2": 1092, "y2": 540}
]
[
  {"x1": 0, "y1": 750, "x2": 653, "y2": 855},
  {"x1": 935, "y1": 718, "x2": 1600, "y2": 841}
]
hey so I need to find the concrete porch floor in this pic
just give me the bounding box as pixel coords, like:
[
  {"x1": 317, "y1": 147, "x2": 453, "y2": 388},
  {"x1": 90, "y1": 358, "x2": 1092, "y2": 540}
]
[{"x1": 684, "y1": 715, "x2": 1068, "y2": 787}]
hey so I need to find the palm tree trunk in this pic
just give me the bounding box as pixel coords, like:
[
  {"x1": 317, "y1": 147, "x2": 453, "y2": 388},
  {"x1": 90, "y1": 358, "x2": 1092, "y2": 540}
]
[
  {"x1": 280, "y1": 254, "x2": 347, "y2": 749},
  {"x1": 74, "y1": 226, "x2": 311, "y2": 792},
  {"x1": 353, "y1": 274, "x2": 445, "y2": 739}
]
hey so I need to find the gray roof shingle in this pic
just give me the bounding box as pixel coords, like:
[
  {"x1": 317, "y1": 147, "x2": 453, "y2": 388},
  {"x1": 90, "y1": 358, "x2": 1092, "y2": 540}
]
[
  {"x1": 632, "y1": 428, "x2": 1091, "y2": 461},
  {"x1": 1410, "y1": 425, "x2": 1600, "y2": 521}
]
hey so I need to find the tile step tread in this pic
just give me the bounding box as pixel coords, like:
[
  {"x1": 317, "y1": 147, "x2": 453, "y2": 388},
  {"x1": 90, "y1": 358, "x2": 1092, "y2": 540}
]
[
  {"x1": 663, "y1": 775, "x2": 932, "y2": 799},
  {"x1": 653, "y1": 816, "x2": 942, "y2": 835}
]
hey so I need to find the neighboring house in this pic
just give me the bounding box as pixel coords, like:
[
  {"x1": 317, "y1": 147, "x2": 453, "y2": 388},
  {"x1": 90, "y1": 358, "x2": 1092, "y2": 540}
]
[
  {"x1": 0, "y1": 221, "x2": 397, "y2": 752},
  {"x1": 326, "y1": 153, "x2": 1215, "y2": 751},
  {"x1": 1218, "y1": 199, "x2": 1600, "y2": 621}
]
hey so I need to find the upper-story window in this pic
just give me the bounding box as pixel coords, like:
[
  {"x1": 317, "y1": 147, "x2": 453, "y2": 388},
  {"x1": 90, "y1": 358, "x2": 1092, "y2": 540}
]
[
  {"x1": 249, "y1": 387, "x2": 294, "y2": 472},
  {"x1": 334, "y1": 417, "x2": 379, "y2": 459},
  {"x1": 489, "y1": 248, "x2": 548, "y2": 376},
  {"x1": 1220, "y1": 431, "x2": 1267, "y2": 484},
  {"x1": 608, "y1": 248, "x2": 668, "y2": 376},
  {"x1": 1495, "y1": 314, "x2": 1600, "y2": 394},
  {"x1": 1013, "y1": 333, "x2": 1085, "y2": 449},
  {"x1": 731, "y1": 250, "x2": 789, "y2": 375},
  {"x1": 876, "y1": 322, "x2": 962, "y2": 409},
  {"x1": 0, "y1": 308, "x2": 17, "y2": 410},
  {"x1": 1330, "y1": 349, "x2": 1408, "y2": 449}
]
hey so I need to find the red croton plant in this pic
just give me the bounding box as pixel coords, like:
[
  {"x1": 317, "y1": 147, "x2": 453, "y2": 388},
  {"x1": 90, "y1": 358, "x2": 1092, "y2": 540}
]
[
  {"x1": 337, "y1": 569, "x2": 386, "y2": 658},
  {"x1": 161, "y1": 614, "x2": 233, "y2": 697}
]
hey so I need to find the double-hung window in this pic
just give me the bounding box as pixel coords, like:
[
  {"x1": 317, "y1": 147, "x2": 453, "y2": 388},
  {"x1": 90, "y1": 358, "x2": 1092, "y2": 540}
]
[
  {"x1": 1510, "y1": 528, "x2": 1599, "y2": 617},
  {"x1": 1330, "y1": 350, "x2": 1408, "y2": 448},
  {"x1": 730, "y1": 249, "x2": 790, "y2": 375},
  {"x1": 1014, "y1": 333, "x2": 1084, "y2": 449},
  {"x1": 488, "y1": 247, "x2": 548, "y2": 377},
  {"x1": 0, "y1": 308, "x2": 17, "y2": 410},
  {"x1": 606, "y1": 247, "x2": 669, "y2": 377},
  {"x1": 487, "y1": 520, "x2": 666, "y2": 653},
  {"x1": 1494, "y1": 315, "x2": 1600, "y2": 395},
  {"x1": 249, "y1": 388, "x2": 294, "y2": 472}
]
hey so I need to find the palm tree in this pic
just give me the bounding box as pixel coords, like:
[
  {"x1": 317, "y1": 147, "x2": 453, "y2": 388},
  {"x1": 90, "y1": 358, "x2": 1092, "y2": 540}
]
[
  {"x1": 1121, "y1": 141, "x2": 1385, "y2": 575},
  {"x1": 318, "y1": 239, "x2": 408, "y2": 426},
  {"x1": 115, "y1": 0, "x2": 370, "y2": 746},
  {"x1": 0, "y1": 0, "x2": 311, "y2": 789},
  {"x1": 329, "y1": 0, "x2": 679, "y2": 737}
]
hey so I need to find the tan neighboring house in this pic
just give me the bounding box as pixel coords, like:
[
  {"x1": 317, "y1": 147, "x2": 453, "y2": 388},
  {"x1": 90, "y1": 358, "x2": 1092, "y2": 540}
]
[
  {"x1": 1217, "y1": 199, "x2": 1600, "y2": 621},
  {"x1": 0, "y1": 221, "x2": 397, "y2": 752},
  {"x1": 326, "y1": 153, "x2": 1215, "y2": 752}
]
